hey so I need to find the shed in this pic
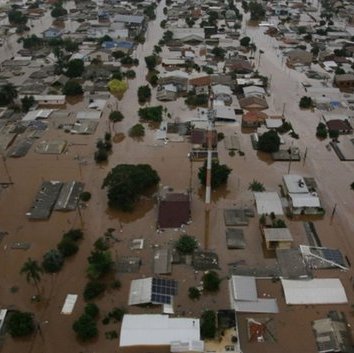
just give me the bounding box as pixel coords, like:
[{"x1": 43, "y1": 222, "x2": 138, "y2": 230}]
[
  {"x1": 157, "y1": 191, "x2": 191, "y2": 229},
  {"x1": 226, "y1": 228, "x2": 246, "y2": 249},
  {"x1": 262, "y1": 228, "x2": 293, "y2": 250},
  {"x1": 154, "y1": 248, "x2": 172, "y2": 274},
  {"x1": 254, "y1": 192, "x2": 284, "y2": 215}
]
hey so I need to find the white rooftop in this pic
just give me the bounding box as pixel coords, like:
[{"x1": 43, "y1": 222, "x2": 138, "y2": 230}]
[
  {"x1": 254, "y1": 192, "x2": 284, "y2": 215},
  {"x1": 229, "y1": 276, "x2": 279, "y2": 313},
  {"x1": 283, "y1": 175, "x2": 309, "y2": 194},
  {"x1": 263, "y1": 228, "x2": 293, "y2": 242},
  {"x1": 128, "y1": 277, "x2": 152, "y2": 305},
  {"x1": 22, "y1": 109, "x2": 54, "y2": 122},
  {"x1": 281, "y1": 278, "x2": 348, "y2": 305},
  {"x1": 119, "y1": 314, "x2": 202, "y2": 348},
  {"x1": 289, "y1": 193, "x2": 320, "y2": 208}
]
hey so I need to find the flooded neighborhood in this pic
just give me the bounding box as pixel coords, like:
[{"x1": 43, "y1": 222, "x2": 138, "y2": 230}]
[{"x1": 0, "y1": 0, "x2": 354, "y2": 352}]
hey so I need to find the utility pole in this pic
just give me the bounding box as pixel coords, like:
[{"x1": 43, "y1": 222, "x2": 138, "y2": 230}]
[
  {"x1": 303, "y1": 147, "x2": 308, "y2": 165},
  {"x1": 204, "y1": 87, "x2": 215, "y2": 251},
  {"x1": 1, "y1": 154, "x2": 12, "y2": 183}
]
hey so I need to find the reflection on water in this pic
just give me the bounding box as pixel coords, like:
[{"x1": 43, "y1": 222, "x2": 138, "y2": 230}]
[
  {"x1": 112, "y1": 133, "x2": 125, "y2": 143},
  {"x1": 66, "y1": 95, "x2": 84, "y2": 106},
  {"x1": 105, "y1": 197, "x2": 155, "y2": 224},
  {"x1": 256, "y1": 150, "x2": 274, "y2": 165},
  {"x1": 197, "y1": 184, "x2": 230, "y2": 203}
]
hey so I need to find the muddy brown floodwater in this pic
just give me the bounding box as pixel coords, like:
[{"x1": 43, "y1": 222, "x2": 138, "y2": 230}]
[{"x1": 1, "y1": 2, "x2": 354, "y2": 353}]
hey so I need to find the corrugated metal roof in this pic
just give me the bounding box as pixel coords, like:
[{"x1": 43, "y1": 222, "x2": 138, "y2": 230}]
[
  {"x1": 281, "y1": 278, "x2": 348, "y2": 304},
  {"x1": 120, "y1": 314, "x2": 202, "y2": 348}
]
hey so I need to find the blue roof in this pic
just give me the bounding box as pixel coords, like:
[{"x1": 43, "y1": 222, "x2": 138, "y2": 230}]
[{"x1": 101, "y1": 40, "x2": 134, "y2": 49}]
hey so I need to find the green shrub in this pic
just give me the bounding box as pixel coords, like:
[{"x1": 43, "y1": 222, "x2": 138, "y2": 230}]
[
  {"x1": 83, "y1": 281, "x2": 106, "y2": 301},
  {"x1": 73, "y1": 314, "x2": 98, "y2": 341},
  {"x1": 7, "y1": 311, "x2": 35, "y2": 337},
  {"x1": 80, "y1": 191, "x2": 91, "y2": 202},
  {"x1": 188, "y1": 287, "x2": 201, "y2": 300},
  {"x1": 84, "y1": 303, "x2": 99, "y2": 319},
  {"x1": 63, "y1": 229, "x2": 83, "y2": 241},
  {"x1": 42, "y1": 249, "x2": 64, "y2": 273},
  {"x1": 57, "y1": 238, "x2": 79, "y2": 257}
]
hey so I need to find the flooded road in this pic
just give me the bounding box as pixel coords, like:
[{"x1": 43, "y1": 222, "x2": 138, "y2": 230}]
[{"x1": 0, "y1": 2, "x2": 354, "y2": 353}]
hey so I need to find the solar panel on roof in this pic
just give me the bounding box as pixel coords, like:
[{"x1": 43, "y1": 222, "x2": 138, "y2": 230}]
[
  {"x1": 321, "y1": 249, "x2": 345, "y2": 266},
  {"x1": 152, "y1": 278, "x2": 178, "y2": 295},
  {"x1": 151, "y1": 293, "x2": 172, "y2": 304}
]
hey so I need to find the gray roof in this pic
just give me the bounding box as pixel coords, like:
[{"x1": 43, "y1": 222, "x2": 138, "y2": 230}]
[
  {"x1": 54, "y1": 181, "x2": 84, "y2": 211},
  {"x1": 27, "y1": 181, "x2": 63, "y2": 220},
  {"x1": 153, "y1": 248, "x2": 172, "y2": 274},
  {"x1": 226, "y1": 228, "x2": 246, "y2": 249},
  {"x1": 276, "y1": 248, "x2": 310, "y2": 279},
  {"x1": 114, "y1": 14, "x2": 144, "y2": 24}
]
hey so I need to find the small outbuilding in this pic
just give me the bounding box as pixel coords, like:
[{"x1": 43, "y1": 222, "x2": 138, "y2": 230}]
[{"x1": 157, "y1": 190, "x2": 191, "y2": 229}]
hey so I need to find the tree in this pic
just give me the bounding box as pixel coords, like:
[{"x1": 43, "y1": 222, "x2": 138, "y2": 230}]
[
  {"x1": 144, "y1": 4, "x2": 156, "y2": 20},
  {"x1": 248, "y1": 180, "x2": 265, "y2": 192},
  {"x1": 73, "y1": 314, "x2": 98, "y2": 341},
  {"x1": 257, "y1": 130, "x2": 280, "y2": 153},
  {"x1": 62, "y1": 80, "x2": 83, "y2": 96},
  {"x1": 8, "y1": 9, "x2": 28, "y2": 25},
  {"x1": 22, "y1": 34, "x2": 43, "y2": 49},
  {"x1": 144, "y1": 55, "x2": 158, "y2": 71},
  {"x1": 112, "y1": 50, "x2": 125, "y2": 60},
  {"x1": 188, "y1": 287, "x2": 201, "y2": 300},
  {"x1": 202, "y1": 271, "x2": 221, "y2": 292},
  {"x1": 0, "y1": 83, "x2": 18, "y2": 106},
  {"x1": 87, "y1": 250, "x2": 113, "y2": 279},
  {"x1": 329, "y1": 129, "x2": 339, "y2": 140},
  {"x1": 83, "y1": 281, "x2": 106, "y2": 301},
  {"x1": 175, "y1": 235, "x2": 198, "y2": 255},
  {"x1": 108, "y1": 79, "x2": 128, "y2": 96},
  {"x1": 102, "y1": 164, "x2": 160, "y2": 211},
  {"x1": 186, "y1": 17, "x2": 195, "y2": 27},
  {"x1": 51, "y1": 5, "x2": 68, "y2": 18},
  {"x1": 240, "y1": 36, "x2": 251, "y2": 47},
  {"x1": 249, "y1": 1, "x2": 266, "y2": 21},
  {"x1": 57, "y1": 238, "x2": 79, "y2": 257},
  {"x1": 299, "y1": 96, "x2": 313, "y2": 109},
  {"x1": 80, "y1": 192, "x2": 91, "y2": 202},
  {"x1": 211, "y1": 46, "x2": 226, "y2": 60},
  {"x1": 316, "y1": 122, "x2": 328, "y2": 139},
  {"x1": 7, "y1": 311, "x2": 35, "y2": 337},
  {"x1": 198, "y1": 160, "x2": 232, "y2": 188},
  {"x1": 125, "y1": 70, "x2": 136, "y2": 79},
  {"x1": 153, "y1": 45, "x2": 162, "y2": 54},
  {"x1": 66, "y1": 59, "x2": 84, "y2": 78},
  {"x1": 109, "y1": 111, "x2": 124, "y2": 125},
  {"x1": 94, "y1": 148, "x2": 108, "y2": 163},
  {"x1": 129, "y1": 123, "x2": 145, "y2": 137},
  {"x1": 84, "y1": 303, "x2": 99, "y2": 319},
  {"x1": 42, "y1": 249, "x2": 64, "y2": 273},
  {"x1": 201, "y1": 310, "x2": 216, "y2": 339},
  {"x1": 20, "y1": 258, "x2": 43, "y2": 294},
  {"x1": 138, "y1": 106, "x2": 163, "y2": 122},
  {"x1": 148, "y1": 73, "x2": 159, "y2": 86},
  {"x1": 208, "y1": 11, "x2": 219, "y2": 26},
  {"x1": 137, "y1": 85, "x2": 151, "y2": 103},
  {"x1": 21, "y1": 95, "x2": 35, "y2": 112},
  {"x1": 63, "y1": 229, "x2": 83, "y2": 241}
]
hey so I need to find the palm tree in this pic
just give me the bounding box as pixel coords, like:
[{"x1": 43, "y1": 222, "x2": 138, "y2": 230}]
[{"x1": 20, "y1": 258, "x2": 43, "y2": 295}]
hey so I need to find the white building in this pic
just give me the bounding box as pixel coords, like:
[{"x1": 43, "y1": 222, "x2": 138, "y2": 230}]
[{"x1": 119, "y1": 314, "x2": 204, "y2": 351}]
